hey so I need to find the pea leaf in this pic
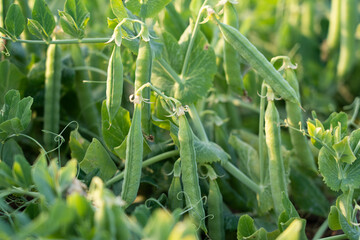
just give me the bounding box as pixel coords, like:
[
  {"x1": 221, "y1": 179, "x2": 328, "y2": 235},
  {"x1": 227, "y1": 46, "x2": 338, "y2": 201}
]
[
  {"x1": 0, "y1": 139, "x2": 23, "y2": 167},
  {"x1": 338, "y1": 210, "x2": 360, "y2": 240},
  {"x1": 101, "y1": 100, "x2": 130, "y2": 154},
  {"x1": 111, "y1": 0, "x2": 128, "y2": 20},
  {"x1": 58, "y1": 159, "x2": 77, "y2": 192},
  {"x1": 69, "y1": 129, "x2": 90, "y2": 162},
  {"x1": 29, "y1": 0, "x2": 55, "y2": 41},
  {"x1": 27, "y1": 19, "x2": 50, "y2": 41},
  {"x1": 237, "y1": 214, "x2": 256, "y2": 238},
  {"x1": 349, "y1": 128, "x2": 360, "y2": 158},
  {"x1": 12, "y1": 155, "x2": 32, "y2": 188},
  {"x1": 333, "y1": 136, "x2": 356, "y2": 164},
  {"x1": 328, "y1": 206, "x2": 341, "y2": 230},
  {"x1": 152, "y1": 28, "x2": 216, "y2": 104},
  {"x1": 277, "y1": 218, "x2": 306, "y2": 240},
  {"x1": 318, "y1": 147, "x2": 360, "y2": 191},
  {"x1": 5, "y1": 4, "x2": 25, "y2": 38},
  {"x1": 0, "y1": 90, "x2": 33, "y2": 141},
  {"x1": 32, "y1": 155, "x2": 57, "y2": 203},
  {"x1": 0, "y1": 61, "x2": 25, "y2": 106},
  {"x1": 59, "y1": 0, "x2": 90, "y2": 39},
  {"x1": 125, "y1": 0, "x2": 171, "y2": 19},
  {"x1": 80, "y1": 138, "x2": 117, "y2": 181}
]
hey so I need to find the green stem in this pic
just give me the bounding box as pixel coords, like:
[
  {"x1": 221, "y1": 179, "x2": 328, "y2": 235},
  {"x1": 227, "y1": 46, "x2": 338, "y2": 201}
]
[
  {"x1": 222, "y1": 161, "x2": 261, "y2": 193},
  {"x1": 105, "y1": 149, "x2": 179, "y2": 186},
  {"x1": 188, "y1": 103, "x2": 209, "y2": 142},
  {"x1": 0, "y1": 36, "x2": 111, "y2": 45},
  {"x1": 156, "y1": 58, "x2": 184, "y2": 84},
  {"x1": 73, "y1": 66, "x2": 107, "y2": 77},
  {"x1": 318, "y1": 234, "x2": 348, "y2": 240},
  {"x1": 8, "y1": 187, "x2": 42, "y2": 199},
  {"x1": 259, "y1": 83, "x2": 267, "y2": 185},
  {"x1": 180, "y1": 0, "x2": 208, "y2": 77},
  {"x1": 312, "y1": 219, "x2": 328, "y2": 240}
]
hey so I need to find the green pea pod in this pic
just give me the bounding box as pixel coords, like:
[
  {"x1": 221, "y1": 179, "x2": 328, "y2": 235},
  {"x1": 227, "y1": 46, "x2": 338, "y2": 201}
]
[
  {"x1": 43, "y1": 44, "x2": 61, "y2": 149},
  {"x1": 223, "y1": 2, "x2": 243, "y2": 95},
  {"x1": 284, "y1": 68, "x2": 317, "y2": 173},
  {"x1": 71, "y1": 45, "x2": 100, "y2": 135},
  {"x1": 135, "y1": 39, "x2": 152, "y2": 135},
  {"x1": 121, "y1": 103, "x2": 143, "y2": 208},
  {"x1": 337, "y1": 0, "x2": 357, "y2": 79},
  {"x1": 178, "y1": 114, "x2": 207, "y2": 233},
  {"x1": 214, "y1": 18, "x2": 299, "y2": 104},
  {"x1": 168, "y1": 159, "x2": 184, "y2": 210},
  {"x1": 326, "y1": 0, "x2": 341, "y2": 52},
  {"x1": 265, "y1": 88, "x2": 287, "y2": 216},
  {"x1": 205, "y1": 165, "x2": 224, "y2": 240},
  {"x1": 106, "y1": 45, "x2": 123, "y2": 123}
]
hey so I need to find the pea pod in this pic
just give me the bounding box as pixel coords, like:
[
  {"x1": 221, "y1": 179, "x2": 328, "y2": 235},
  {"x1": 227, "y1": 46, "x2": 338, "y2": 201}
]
[
  {"x1": 121, "y1": 103, "x2": 143, "y2": 208},
  {"x1": 203, "y1": 164, "x2": 224, "y2": 240},
  {"x1": 71, "y1": 45, "x2": 100, "y2": 135},
  {"x1": 223, "y1": 2, "x2": 243, "y2": 94},
  {"x1": 135, "y1": 39, "x2": 152, "y2": 135},
  {"x1": 213, "y1": 17, "x2": 299, "y2": 104},
  {"x1": 168, "y1": 159, "x2": 184, "y2": 210},
  {"x1": 106, "y1": 45, "x2": 123, "y2": 123},
  {"x1": 326, "y1": 0, "x2": 341, "y2": 52},
  {"x1": 336, "y1": 0, "x2": 357, "y2": 79},
  {"x1": 265, "y1": 87, "x2": 287, "y2": 216},
  {"x1": 178, "y1": 114, "x2": 207, "y2": 233},
  {"x1": 284, "y1": 66, "x2": 317, "y2": 173},
  {"x1": 43, "y1": 44, "x2": 62, "y2": 149}
]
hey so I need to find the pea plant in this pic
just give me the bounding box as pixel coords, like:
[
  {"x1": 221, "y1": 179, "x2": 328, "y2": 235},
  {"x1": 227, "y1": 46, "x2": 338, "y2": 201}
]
[{"x1": 0, "y1": 0, "x2": 360, "y2": 239}]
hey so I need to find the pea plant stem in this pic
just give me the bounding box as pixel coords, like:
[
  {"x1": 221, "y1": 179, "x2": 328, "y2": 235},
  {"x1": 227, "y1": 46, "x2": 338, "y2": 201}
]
[
  {"x1": 188, "y1": 103, "x2": 209, "y2": 142},
  {"x1": 105, "y1": 149, "x2": 179, "y2": 187},
  {"x1": 258, "y1": 82, "x2": 267, "y2": 186},
  {"x1": 0, "y1": 36, "x2": 111, "y2": 45},
  {"x1": 222, "y1": 160, "x2": 261, "y2": 193},
  {"x1": 180, "y1": 0, "x2": 208, "y2": 77},
  {"x1": 312, "y1": 219, "x2": 328, "y2": 240}
]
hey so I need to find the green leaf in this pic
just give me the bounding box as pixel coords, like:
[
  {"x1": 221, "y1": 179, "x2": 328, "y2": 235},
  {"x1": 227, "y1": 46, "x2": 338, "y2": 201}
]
[
  {"x1": 5, "y1": 4, "x2": 25, "y2": 37},
  {"x1": 0, "y1": 61, "x2": 25, "y2": 106},
  {"x1": 80, "y1": 138, "x2": 117, "y2": 181},
  {"x1": 111, "y1": 0, "x2": 128, "y2": 20},
  {"x1": 276, "y1": 218, "x2": 306, "y2": 240},
  {"x1": 0, "y1": 27, "x2": 17, "y2": 41},
  {"x1": 27, "y1": 19, "x2": 50, "y2": 41},
  {"x1": 101, "y1": 100, "x2": 130, "y2": 154},
  {"x1": 125, "y1": 0, "x2": 171, "y2": 18},
  {"x1": 323, "y1": 112, "x2": 348, "y2": 137},
  {"x1": 0, "y1": 90, "x2": 33, "y2": 141},
  {"x1": 0, "y1": 162, "x2": 15, "y2": 188},
  {"x1": 58, "y1": 159, "x2": 77, "y2": 192},
  {"x1": 328, "y1": 206, "x2": 341, "y2": 230},
  {"x1": 0, "y1": 139, "x2": 23, "y2": 167},
  {"x1": 67, "y1": 193, "x2": 93, "y2": 219},
  {"x1": 12, "y1": 154, "x2": 32, "y2": 188},
  {"x1": 338, "y1": 210, "x2": 360, "y2": 240},
  {"x1": 333, "y1": 136, "x2": 356, "y2": 164},
  {"x1": 152, "y1": 28, "x2": 216, "y2": 104},
  {"x1": 69, "y1": 129, "x2": 90, "y2": 162},
  {"x1": 318, "y1": 147, "x2": 360, "y2": 191},
  {"x1": 349, "y1": 128, "x2": 360, "y2": 158},
  {"x1": 290, "y1": 168, "x2": 330, "y2": 217},
  {"x1": 32, "y1": 155, "x2": 56, "y2": 203},
  {"x1": 237, "y1": 214, "x2": 256, "y2": 238},
  {"x1": 59, "y1": 0, "x2": 90, "y2": 38},
  {"x1": 31, "y1": 0, "x2": 55, "y2": 39}
]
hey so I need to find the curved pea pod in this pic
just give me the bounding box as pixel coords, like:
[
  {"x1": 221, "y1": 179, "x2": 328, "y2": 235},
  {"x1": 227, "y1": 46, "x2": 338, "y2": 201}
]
[
  {"x1": 106, "y1": 45, "x2": 123, "y2": 123},
  {"x1": 284, "y1": 68, "x2": 317, "y2": 173},
  {"x1": 121, "y1": 103, "x2": 143, "y2": 208},
  {"x1": 336, "y1": 0, "x2": 357, "y2": 79},
  {"x1": 265, "y1": 88, "x2": 288, "y2": 216},
  {"x1": 43, "y1": 44, "x2": 62, "y2": 149},
  {"x1": 214, "y1": 18, "x2": 299, "y2": 104},
  {"x1": 223, "y1": 2, "x2": 243, "y2": 94},
  {"x1": 168, "y1": 159, "x2": 184, "y2": 211},
  {"x1": 178, "y1": 114, "x2": 207, "y2": 233},
  {"x1": 135, "y1": 39, "x2": 152, "y2": 135}
]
